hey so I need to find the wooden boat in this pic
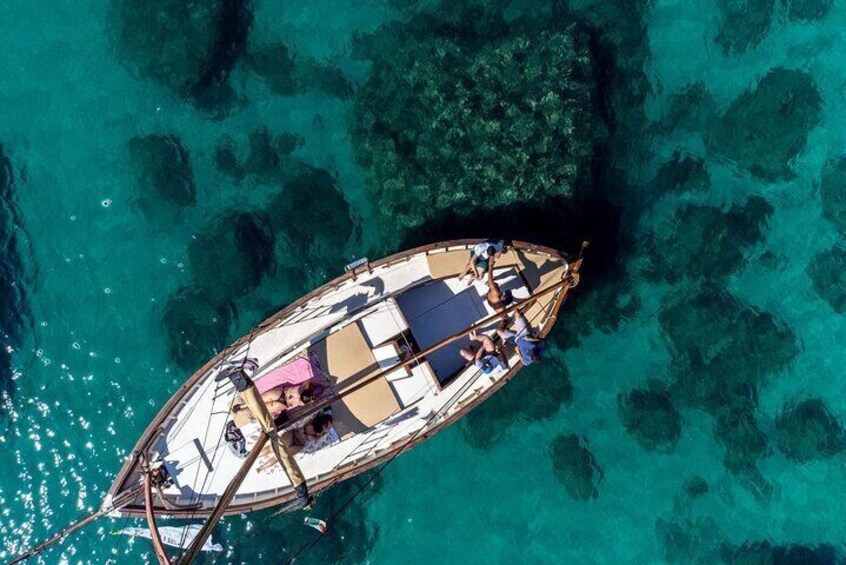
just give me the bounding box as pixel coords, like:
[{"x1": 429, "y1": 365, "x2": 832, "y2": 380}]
[{"x1": 12, "y1": 239, "x2": 583, "y2": 564}]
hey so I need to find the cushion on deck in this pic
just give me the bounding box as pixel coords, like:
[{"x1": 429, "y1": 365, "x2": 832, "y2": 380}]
[
  {"x1": 312, "y1": 322, "x2": 401, "y2": 435},
  {"x1": 255, "y1": 356, "x2": 326, "y2": 394}
]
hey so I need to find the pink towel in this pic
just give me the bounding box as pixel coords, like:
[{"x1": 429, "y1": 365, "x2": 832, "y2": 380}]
[{"x1": 255, "y1": 356, "x2": 327, "y2": 394}]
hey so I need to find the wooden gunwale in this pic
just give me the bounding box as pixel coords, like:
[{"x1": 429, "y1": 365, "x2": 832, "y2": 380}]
[{"x1": 108, "y1": 239, "x2": 569, "y2": 515}]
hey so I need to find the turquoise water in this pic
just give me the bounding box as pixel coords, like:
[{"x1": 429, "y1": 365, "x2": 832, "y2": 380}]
[{"x1": 3, "y1": 0, "x2": 846, "y2": 563}]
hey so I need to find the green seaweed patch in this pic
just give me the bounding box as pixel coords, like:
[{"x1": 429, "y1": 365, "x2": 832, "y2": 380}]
[
  {"x1": 162, "y1": 286, "x2": 236, "y2": 371},
  {"x1": 660, "y1": 284, "x2": 797, "y2": 475},
  {"x1": 683, "y1": 476, "x2": 709, "y2": 498},
  {"x1": 820, "y1": 155, "x2": 846, "y2": 234},
  {"x1": 707, "y1": 68, "x2": 822, "y2": 181},
  {"x1": 656, "y1": 516, "x2": 722, "y2": 564},
  {"x1": 722, "y1": 541, "x2": 839, "y2": 564},
  {"x1": 648, "y1": 196, "x2": 773, "y2": 282},
  {"x1": 128, "y1": 134, "x2": 196, "y2": 224},
  {"x1": 652, "y1": 151, "x2": 711, "y2": 194},
  {"x1": 807, "y1": 245, "x2": 846, "y2": 313},
  {"x1": 784, "y1": 0, "x2": 833, "y2": 21},
  {"x1": 653, "y1": 82, "x2": 716, "y2": 134},
  {"x1": 214, "y1": 128, "x2": 305, "y2": 184},
  {"x1": 266, "y1": 165, "x2": 354, "y2": 265},
  {"x1": 549, "y1": 433, "x2": 603, "y2": 501},
  {"x1": 461, "y1": 359, "x2": 572, "y2": 450},
  {"x1": 351, "y1": 10, "x2": 600, "y2": 239},
  {"x1": 247, "y1": 42, "x2": 353, "y2": 100},
  {"x1": 618, "y1": 389, "x2": 682, "y2": 452},
  {"x1": 775, "y1": 398, "x2": 844, "y2": 462},
  {"x1": 714, "y1": 0, "x2": 775, "y2": 54},
  {"x1": 108, "y1": 0, "x2": 251, "y2": 115},
  {"x1": 188, "y1": 211, "x2": 276, "y2": 304}
]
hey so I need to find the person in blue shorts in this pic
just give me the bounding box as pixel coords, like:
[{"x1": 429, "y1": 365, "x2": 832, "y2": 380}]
[
  {"x1": 497, "y1": 308, "x2": 545, "y2": 366},
  {"x1": 457, "y1": 239, "x2": 508, "y2": 283}
]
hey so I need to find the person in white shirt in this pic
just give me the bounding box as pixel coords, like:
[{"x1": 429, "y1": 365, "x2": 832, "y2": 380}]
[{"x1": 457, "y1": 239, "x2": 508, "y2": 283}]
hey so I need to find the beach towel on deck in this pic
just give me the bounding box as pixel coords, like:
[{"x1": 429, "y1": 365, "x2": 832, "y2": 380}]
[{"x1": 255, "y1": 355, "x2": 329, "y2": 394}]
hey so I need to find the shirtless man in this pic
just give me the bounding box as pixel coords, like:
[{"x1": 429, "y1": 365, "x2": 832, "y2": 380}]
[
  {"x1": 459, "y1": 331, "x2": 508, "y2": 374},
  {"x1": 485, "y1": 262, "x2": 513, "y2": 312}
]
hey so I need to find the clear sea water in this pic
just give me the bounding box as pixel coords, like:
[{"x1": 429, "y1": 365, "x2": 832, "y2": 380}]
[{"x1": 2, "y1": 0, "x2": 846, "y2": 563}]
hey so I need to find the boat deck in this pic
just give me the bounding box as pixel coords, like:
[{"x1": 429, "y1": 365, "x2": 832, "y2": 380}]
[{"x1": 111, "y1": 242, "x2": 572, "y2": 516}]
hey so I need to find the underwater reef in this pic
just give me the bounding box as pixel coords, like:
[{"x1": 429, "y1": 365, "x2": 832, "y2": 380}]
[
  {"x1": 646, "y1": 196, "x2": 773, "y2": 282},
  {"x1": 246, "y1": 42, "x2": 353, "y2": 100},
  {"x1": 820, "y1": 155, "x2": 846, "y2": 235},
  {"x1": 714, "y1": 0, "x2": 774, "y2": 54},
  {"x1": 659, "y1": 284, "x2": 798, "y2": 478},
  {"x1": 0, "y1": 145, "x2": 33, "y2": 399},
  {"x1": 215, "y1": 127, "x2": 305, "y2": 185},
  {"x1": 707, "y1": 68, "x2": 822, "y2": 181},
  {"x1": 128, "y1": 134, "x2": 196, "y2": 224},
  {"x1": 108, "y1": 0, "x2": 252, "y2": 114},
  {"x1": 461, "y1": 358, "x2": 572, "y2": 449},
  {"x1": 162, "y1": 286, "x2": 236, "y2": 372},
  {"x1": 549, "y1": 433, "x2": 603, "y2": 501},
  {"x1": 652, "y1": 151, "x2": 711, "y2": 194},
  {"x1": 722, "y1": 541, "x2": 840, "y2": 564},
  {"x1": 775, "y1": 398, "x2": 844, "y2": 462},
  {"x1": 807, "y1": 245, "x2": 846, "y2": 314},
  {"x1": 351, "y1": 4, "x2": 602, "y2": 239},
  {"x1": 653, "y1": 81, "x2": 716, "y2": 135},
  {"x1": 618, "y1": 387, "x2": 682, "y2": 452},
  {"x1": 187, "y1": 211, "x2": 276, "y2": 304}
]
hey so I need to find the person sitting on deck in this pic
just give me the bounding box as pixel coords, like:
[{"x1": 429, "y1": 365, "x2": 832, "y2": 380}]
[
  {"x1": 458, "y1": 239, "x2": 509, "y2": 283},
  {"x1": 257, "y1": 412, "x2": 335, "y2": 472},
  {"x1": 459, "y1": 331, "x2": 508, "y2": 374},
  {"x1": 485, "y1": 262, "x2": 513, "y2": 312},
  {"x1": 496, "y1": 308, "x2": 546, "y2": 366}
]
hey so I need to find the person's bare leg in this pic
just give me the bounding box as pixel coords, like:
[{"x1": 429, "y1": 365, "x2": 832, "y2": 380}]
[
  {"x1": 460, "y1": 345, "x2": 476, "y2": 362},
  {"x1": 232, "y1": 407, "x2": 253, "y2": 428},
  {"x1": 468, "y1": 331, "x2": 495, "y2": 353},
  {"x1": 457, "y1": 258, "x2": 474, "y2": 281}
]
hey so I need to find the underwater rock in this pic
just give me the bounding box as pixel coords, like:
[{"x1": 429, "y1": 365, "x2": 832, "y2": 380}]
[
  {"x1": 820, "y1": 155, "x2": 846, "y2": 234},
  {"x1": 128, "y1": 134, "x2": 195, "y2": 223},
  {"x1": 0, "y1": 144, "x2": 33, "y2": 398},
  {"x1": 162, "y1": 286, "x2": 236, "y2": 371},
  {"x1": 247, "y1": 42, "x2": 353, "y2": 100},
  {"x1": 652, "y1": 151, "x2": 710, "y2": 194},
  {"x1": 784, "y1": 0, "x2": 833, "y2": 21},
  {"x1": 351, "y1": 7, "x2": 600, "y2": 239},
  {"x1": 660, "y1": 284, "x2": 797, "y2": 474},
  {"x1": 550, "y1": 434, "x2": 603, "y2": 501},
  {"x1": 723, "y1": 541, "x2": 839, "y2": 565},
  {"x1": 714, "y1": 0, "x2": 775, "y2": 54},
  {"x1": 618, "y1": 389, "x2": 682, "y2": 452},
  {"x1": 109, "y1": 0, "x2": 252, "y2": 114},
  {"x1": 649, "y1": 196, "x2": 773, "y2": 282},
  {"x1": 656, "y1": 516, "x2": 722, "y2": 564},
  {"x1": 807, "y1": 245, "x2": 846, "y2": 314},
  {"x1": 654, "y1": 82, "x2": 716, "y2": 134},
  {"x1": 462, "y1": 359, "x2": 573, "y2": 449},
  {"x1": 214, "y1": 128, "x2": 305, "y2": 184},
  {"x1": 708, "y1": 68, "x2": 822, "y2": 181},
  {"x1": 188, "y1": 211, "x2": 276, "y2": 304},
  {"x1": 683, "y1": 476, "x2": 709, "y2": 498},
  {"x1": 775, "y1": 398, "x2": 844, "y2": 462},
  {"x1": 266, "y1": 165, "x2": 354, "y2": 264}
]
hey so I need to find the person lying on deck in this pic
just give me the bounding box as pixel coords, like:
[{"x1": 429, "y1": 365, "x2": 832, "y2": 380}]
[
  {"x1": 485, "y1": 262, "x2": 513, "y2": 312},
  {"x1": 496, "y1": 308, "x2": 546, "y2": 366},
  {"x1": 459, "y1": 331, "x2": 508, "y2": 374},
  {"x1": 229, "y1": 380, "x2": 325, "y2": 429},
  {"x1": 257, "y1": 412, "x2": 335, "y2": 472},
  {"x1": 458, "y1": 239, "x2": 508, "y2": 283}
]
